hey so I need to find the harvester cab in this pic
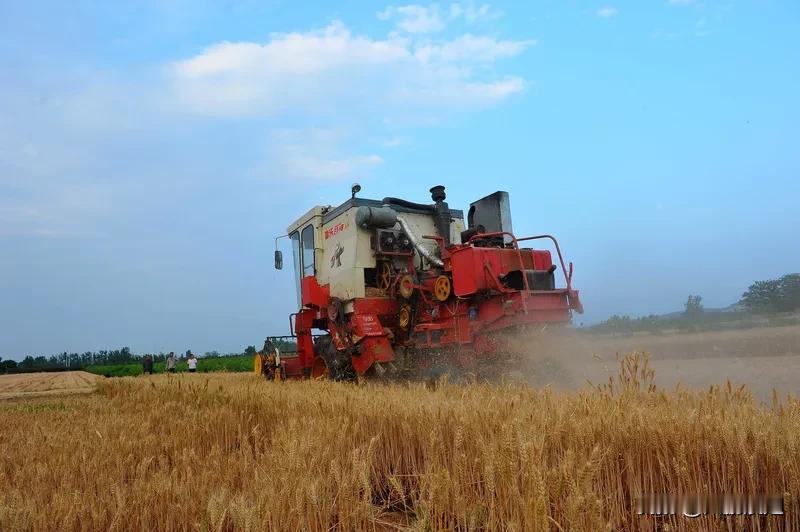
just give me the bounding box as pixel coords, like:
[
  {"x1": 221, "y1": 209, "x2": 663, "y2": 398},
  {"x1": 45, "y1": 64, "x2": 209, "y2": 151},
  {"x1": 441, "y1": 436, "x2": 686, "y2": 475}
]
[{"x1": 270, "y1": 185, "x2": 582, "y2": 381}]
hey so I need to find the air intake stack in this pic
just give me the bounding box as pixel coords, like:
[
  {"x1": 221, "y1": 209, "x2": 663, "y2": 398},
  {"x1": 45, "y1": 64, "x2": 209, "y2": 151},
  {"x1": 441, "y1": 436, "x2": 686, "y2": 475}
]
[{"x1": 430, "y1": 185, "x2": 451, "y2": 246}]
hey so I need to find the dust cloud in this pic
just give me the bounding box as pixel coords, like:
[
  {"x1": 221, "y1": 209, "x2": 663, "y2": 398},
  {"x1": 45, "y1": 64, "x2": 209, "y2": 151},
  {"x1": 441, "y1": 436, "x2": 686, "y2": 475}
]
[{"x1": 503, "y1": 324, "x2": 800, "y2": 402}]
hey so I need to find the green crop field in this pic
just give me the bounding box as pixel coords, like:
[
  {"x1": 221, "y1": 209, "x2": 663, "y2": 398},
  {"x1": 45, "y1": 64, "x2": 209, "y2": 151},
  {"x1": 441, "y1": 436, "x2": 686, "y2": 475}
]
[{"x1": 84, "y1": 355, "x2": 253, "y2": 377}]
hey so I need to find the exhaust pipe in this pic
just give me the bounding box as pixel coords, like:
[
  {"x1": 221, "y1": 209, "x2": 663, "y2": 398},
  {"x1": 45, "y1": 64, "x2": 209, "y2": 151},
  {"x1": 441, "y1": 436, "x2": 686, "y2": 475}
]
[{"x1": 397, "y1": 216, "x2": 444, "y2": 267}]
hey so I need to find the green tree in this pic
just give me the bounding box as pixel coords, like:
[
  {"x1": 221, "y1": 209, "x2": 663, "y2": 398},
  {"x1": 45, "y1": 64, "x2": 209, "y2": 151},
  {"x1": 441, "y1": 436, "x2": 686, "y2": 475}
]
[
  {"x1": 779, "y1": 273, "x2": 800, "y2": 311},
  {"x1": 741, "y1": 273, "x2": 800, "y2": 312},
  {"x1": 684, "y1": 295, "x2": 704, "y2": 317}
]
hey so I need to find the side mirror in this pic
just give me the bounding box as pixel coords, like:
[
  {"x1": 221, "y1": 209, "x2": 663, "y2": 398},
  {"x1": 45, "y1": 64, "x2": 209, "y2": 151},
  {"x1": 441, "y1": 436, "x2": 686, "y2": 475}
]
[{"x1": 274, "y1": 250, "x2": 283, "y2": 270}]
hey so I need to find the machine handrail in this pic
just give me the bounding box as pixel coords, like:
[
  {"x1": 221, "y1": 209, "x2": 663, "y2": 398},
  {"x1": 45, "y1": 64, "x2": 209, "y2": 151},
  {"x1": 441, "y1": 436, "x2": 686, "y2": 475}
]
[
  {"x1": 466, "y1": 231, "x2": 573, "y2": 291},
  {"x1": 517, "y1": 234, "x2": 573, "y2": 291},
  {"x1": 464, "y1": 231, "x2": 529, "y2": 313},
  {"x1": 286, "y1": 313, "x2": 326, "y2": 341}
]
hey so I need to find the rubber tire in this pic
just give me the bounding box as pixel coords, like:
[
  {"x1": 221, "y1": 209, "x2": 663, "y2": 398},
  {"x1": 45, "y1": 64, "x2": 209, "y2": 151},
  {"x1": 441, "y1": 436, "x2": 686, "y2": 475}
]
[{"x1": 313, "y1": 336, "x2": 357, "y2": 382}]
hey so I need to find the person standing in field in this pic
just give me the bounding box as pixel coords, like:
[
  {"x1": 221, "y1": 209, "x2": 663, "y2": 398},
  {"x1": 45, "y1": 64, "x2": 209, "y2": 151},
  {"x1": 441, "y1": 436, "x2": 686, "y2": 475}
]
[
  {"x1": 142, "y1": 354, "x2": 154, "y2": 375},
  {"x1": 166, "y1": 352, "x2": 177, "y2": 373},
  {"x1": 187, "y1": 352, "x2": 198, "y2": 373}
]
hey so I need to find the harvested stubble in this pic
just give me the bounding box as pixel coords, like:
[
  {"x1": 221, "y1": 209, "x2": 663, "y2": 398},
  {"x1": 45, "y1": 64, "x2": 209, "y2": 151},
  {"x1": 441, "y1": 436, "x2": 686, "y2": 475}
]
[{"x1": 0, "y1": 353, "x2": 798, "y2": 531}]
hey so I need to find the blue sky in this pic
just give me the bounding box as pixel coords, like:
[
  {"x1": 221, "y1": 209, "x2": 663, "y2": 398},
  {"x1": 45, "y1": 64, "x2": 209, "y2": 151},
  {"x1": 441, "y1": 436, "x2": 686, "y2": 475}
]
[{"x1": 1, "y1": 0, "x2": 798, "y2": 359}]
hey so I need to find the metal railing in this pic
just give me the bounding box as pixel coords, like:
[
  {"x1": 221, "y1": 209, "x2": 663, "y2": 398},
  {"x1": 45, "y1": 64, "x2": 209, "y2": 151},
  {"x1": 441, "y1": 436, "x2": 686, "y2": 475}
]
[{"x1": 466, "y1": 231, "x2": 573, "y2": 291}]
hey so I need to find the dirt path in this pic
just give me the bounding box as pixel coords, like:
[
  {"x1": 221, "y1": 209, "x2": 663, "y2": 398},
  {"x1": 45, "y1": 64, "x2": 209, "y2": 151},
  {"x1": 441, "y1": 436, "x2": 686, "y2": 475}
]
[{"x1": 0, "y1": 371, "x2": 102, "y2": 400}]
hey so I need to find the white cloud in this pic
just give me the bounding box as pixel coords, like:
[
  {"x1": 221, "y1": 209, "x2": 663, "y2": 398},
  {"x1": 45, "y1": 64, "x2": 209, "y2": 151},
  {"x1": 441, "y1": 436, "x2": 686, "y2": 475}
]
[
  {"x1": 378, "y1": 4, "x2": 445, "y2": 33},
  {"x1": 381, "y1": 136, "x2": 405, "y2": 147},
  {"x1": 695, "y1": 17, "x2": 710, "y2": 37},
  {"x1": 266, "y1": 128, "x2": 384, "y2": 181},
  {"x1": 166, "y1": 16, "x2": 531, "y2": 181},
  {"x1": 0, "y1": 4, "x2": 531, "y2": 236},
  {"x1": 0, "y1": 156, "x2": 113, "y2": 238},
  {"x1": 650, "y1": 28, "x2": 679, "y2": 40},
  {"x1": 449, "y1": 2, "x2": 500, "y2": 23},
  {"x1": 379, "y1": 2, "x2": 501, "y2": 34},
  {"x1": 280, "y1": 149, "x2": 383, "y2": 181},
  {"x1": 415, "y1": 34, "x2": 532, "y2": 63},
  {"x1": 0, "y1": 86, "x2": 119, "y2": 237},
  {"x1": 169, "y1": 21, "x2": 530, "y2": 118},
  {"x1": 174, "y1": 22, "x2": 409, "y2": 80},
  {"x1": 597, "y1": 6, "x2": 617, "y2": 18}
]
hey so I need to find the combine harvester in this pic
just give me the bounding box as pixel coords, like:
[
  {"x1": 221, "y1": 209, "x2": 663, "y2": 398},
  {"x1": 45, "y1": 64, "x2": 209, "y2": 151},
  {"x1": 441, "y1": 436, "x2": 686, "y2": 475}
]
[{"x1": 255, "y1": 185, "x2": 582, "y2": 381}]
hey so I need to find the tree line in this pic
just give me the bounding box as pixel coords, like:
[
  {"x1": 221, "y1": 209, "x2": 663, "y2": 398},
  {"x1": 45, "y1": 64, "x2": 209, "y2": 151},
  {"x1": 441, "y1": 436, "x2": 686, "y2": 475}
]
[
  {"x1": 590, "y1": 273, "x2": 799, "y2": 333},
  {"x1": 1, "y1": 340, "x2": 297, "y2": 374}
]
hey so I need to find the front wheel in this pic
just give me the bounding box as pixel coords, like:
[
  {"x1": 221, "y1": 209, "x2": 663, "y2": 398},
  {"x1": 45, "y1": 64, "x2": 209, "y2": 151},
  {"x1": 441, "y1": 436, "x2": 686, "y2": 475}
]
[
  {"x1": 253, "y1": 353, "x2": 265, "y2": 375},
  {"x1": 312, "y1": 336, "x2": 356, "y2": 381}
]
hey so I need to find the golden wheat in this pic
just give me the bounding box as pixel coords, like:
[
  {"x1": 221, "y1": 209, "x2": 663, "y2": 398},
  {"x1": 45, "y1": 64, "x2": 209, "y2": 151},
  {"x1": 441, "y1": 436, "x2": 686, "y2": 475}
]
[{"x1": 0, "y1": 353, "x2": 798, "y2": 531}]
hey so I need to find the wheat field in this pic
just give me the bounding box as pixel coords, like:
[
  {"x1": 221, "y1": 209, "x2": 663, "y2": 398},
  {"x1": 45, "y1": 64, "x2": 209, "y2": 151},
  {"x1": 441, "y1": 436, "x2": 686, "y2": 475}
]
[
  {"x1": 0, "y1": 353, "x2": 798, "y2": 531},
  {"x1": 0, "y1": 371, "x2": 101, "y2": 400}
]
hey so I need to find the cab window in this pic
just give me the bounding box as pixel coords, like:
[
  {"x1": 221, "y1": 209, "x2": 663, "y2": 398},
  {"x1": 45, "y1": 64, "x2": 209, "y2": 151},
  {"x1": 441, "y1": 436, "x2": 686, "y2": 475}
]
[
  {"x1": 301, "y1": 224, "x2": 315, "y2": 277},
  {"x1": 290, "y1": 231, "x2": 301, "y2": 308}
]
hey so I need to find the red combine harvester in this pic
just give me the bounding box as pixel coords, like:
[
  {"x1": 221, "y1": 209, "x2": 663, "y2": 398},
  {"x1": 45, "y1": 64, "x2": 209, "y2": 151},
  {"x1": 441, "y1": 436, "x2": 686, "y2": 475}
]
[{"x1": 257, "y1": 185, "x2": 582, "y2": 380}]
